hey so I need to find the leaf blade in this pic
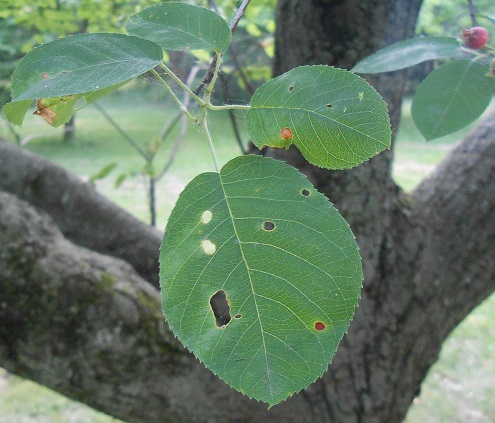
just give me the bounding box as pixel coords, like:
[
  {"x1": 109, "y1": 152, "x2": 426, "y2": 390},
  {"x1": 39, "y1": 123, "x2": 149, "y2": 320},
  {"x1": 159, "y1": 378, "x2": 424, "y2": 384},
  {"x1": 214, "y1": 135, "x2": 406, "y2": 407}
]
[
  {"x1": 411, "y1": 60, "x2": 495, "y2": 140},
  {"x1": 246, "y1": 65, "x2": 391, "y2": 170},
  {"x1": 125, "y1": 2, "x2": 232, "y2": 53},
  {"x1": 11, "y1": 33, "x2": 162, "y2": 101},
  {"x1": 352, "y1": 36, "x2": 462, "y2": 74},
  {"x1": 160, "y1": 155, "x2": 362, "y2": 406}
]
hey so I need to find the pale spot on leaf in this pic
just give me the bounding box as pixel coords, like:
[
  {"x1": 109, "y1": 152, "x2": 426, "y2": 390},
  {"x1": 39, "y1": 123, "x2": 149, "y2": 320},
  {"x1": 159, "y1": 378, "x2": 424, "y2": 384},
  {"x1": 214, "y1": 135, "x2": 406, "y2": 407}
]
[
  {"x1": 201, "y1": 239, "x2": 216, "y2": 255},
  {"x1": 201, "y1": 210, "x2": 213, "y2": 224}
]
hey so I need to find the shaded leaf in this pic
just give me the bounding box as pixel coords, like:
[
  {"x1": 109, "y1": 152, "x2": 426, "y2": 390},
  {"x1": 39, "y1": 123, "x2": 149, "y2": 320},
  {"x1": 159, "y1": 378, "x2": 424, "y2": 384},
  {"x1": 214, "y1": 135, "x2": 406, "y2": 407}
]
[
  {"x1": 11, "y1": 33, "x2": 162, "y2": 101},
  {"x1": 412, "y1": 60, "x2": 495, "y2": 141},
  {"x1": 5, "y1": 80, "x2": 131, "y2": 128},
  {"x1": 245, "y1": 65, "x2": 391, "y2": 170},
  {"x1": 160, "y1": 155, "x2": 362, "y2": 406},
  {"x1": 352, "y1": 36, "x2": 462, "y2": 74},
  {"x1": 126, "y1": 2, "x2": 231, "y2": 53}
]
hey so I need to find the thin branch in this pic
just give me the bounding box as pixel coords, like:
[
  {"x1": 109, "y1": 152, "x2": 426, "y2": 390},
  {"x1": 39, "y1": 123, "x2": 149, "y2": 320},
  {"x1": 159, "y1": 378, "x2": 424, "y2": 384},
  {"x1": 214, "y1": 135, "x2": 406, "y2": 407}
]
[
  {"x1": 230, "y1": 0, "x2": 252, "y2": 33},
  {"x1": 92, "y1": 102, "x2": 149, "y2": 161},
  {"x1": 467, "y1": 0, "x2": 478, "y2": 26},
  {"x1": 219, "y1": 73, "x2": 247, "y2": 154},
  {"x1": 156, "y1": 65, "x2": 203, "y2": 181},
  {"x1": 194, "y1": 0, "x2": 252, "y2": 96}
]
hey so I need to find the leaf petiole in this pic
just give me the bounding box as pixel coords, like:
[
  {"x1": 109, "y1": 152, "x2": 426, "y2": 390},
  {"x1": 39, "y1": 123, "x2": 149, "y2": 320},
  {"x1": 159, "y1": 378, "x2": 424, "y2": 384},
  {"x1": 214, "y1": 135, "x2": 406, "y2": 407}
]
[{"x1": 159, "y1": 62, "x2": 206, "y2": 106}]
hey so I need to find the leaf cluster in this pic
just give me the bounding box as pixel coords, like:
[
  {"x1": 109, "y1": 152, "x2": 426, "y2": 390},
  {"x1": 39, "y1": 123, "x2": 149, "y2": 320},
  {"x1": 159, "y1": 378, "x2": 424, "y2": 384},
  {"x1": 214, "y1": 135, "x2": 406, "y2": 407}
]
[{"x1": 2, "y1": 2, "x2": 392, "y2": 406}]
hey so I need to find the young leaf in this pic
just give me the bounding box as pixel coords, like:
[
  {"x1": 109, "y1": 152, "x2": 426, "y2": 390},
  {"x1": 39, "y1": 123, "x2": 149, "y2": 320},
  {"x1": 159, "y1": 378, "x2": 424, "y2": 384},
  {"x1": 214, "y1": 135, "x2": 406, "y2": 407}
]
[
  {"x1": 412, "y1": 60, "x2": 495, "y2": 141},
  {"x1": 10, "y1": 33, "x2": 162, "y2": 102},
  {"x1": 125, "y1": 2, "x2": 232, "y2": 53},
  {"x1": 160, "y1": 155, "x2": 362, "y2": 406},
  {"x1": 352, "y1": 36, "x2": 462, "y2": 74},
  {"x1": 246, "y1": 65, "x2": 391, "y2": 170}
]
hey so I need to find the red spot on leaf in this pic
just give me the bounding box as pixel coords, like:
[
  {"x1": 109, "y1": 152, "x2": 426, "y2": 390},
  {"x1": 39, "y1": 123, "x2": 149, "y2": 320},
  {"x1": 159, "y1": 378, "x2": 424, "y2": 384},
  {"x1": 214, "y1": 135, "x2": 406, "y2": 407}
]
[
  {"x1": 315, "y1": 322, "x2": 325, "y2": 331},
  {"x1": 280, "y1": 127, "x2": 293, "y2": 141}
]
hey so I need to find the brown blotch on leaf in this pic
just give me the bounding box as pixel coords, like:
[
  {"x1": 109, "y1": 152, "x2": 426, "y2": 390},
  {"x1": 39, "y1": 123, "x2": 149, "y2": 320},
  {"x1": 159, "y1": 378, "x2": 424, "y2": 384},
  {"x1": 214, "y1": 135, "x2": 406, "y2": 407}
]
[
  {"x1": 315, "y1": 321, "x2": 326, "y2": 331},
  {"x1": 280, "y1": 127, "x2": 293, "y2": 141},
  {"x1": 40, "y1": 73, "x2": 48, "y2": 79},
  {"x1": 33, "y1": 100, "x2": 57, "y2": 125}
]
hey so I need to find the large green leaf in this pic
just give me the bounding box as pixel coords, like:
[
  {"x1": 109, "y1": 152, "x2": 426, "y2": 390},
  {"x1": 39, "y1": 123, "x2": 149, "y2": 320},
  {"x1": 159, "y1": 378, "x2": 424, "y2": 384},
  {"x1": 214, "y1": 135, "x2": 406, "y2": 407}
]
[
  {"x1": 352, "y1": 36, "x2": 462, "y2": 74},
  {"x1": 412, "y1": 60, "x2": 495, "y2": 141},
  {"x1": 160, "y1": 155, "x2": 362, "y2": 406},
  {"x1": 10, "y1": 33, "x2": 162, "y2": 101},
  {"x1": 125, "y1": 2, "x2": 231, "y2": 53},
  {"x1": 245, "y1": 65, "x2": 391, "y2": 170}
]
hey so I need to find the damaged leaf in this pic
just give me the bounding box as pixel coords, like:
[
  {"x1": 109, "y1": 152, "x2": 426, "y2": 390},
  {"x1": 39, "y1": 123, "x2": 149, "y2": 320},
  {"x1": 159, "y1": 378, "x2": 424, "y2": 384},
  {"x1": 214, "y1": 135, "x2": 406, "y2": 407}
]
[{"x1": 160, "y1": 155, "x2": 362, "y2": 406}]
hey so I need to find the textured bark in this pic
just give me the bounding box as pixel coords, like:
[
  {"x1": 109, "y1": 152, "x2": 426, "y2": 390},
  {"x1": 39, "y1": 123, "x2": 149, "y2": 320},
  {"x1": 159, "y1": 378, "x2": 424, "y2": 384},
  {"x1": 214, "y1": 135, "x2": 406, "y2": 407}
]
[
  {"x1": 0, "y1": 140, "x2": 161, "y2": 287},
  {"x1": 0, "y1": 0, "x2": 494, "y2": 422}
]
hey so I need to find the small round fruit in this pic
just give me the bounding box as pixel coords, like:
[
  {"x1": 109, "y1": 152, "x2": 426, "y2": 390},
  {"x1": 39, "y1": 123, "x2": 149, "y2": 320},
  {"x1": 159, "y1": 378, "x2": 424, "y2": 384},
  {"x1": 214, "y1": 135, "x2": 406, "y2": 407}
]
[{"x1": 462, "y1": 26, "x2": 489, "y2": 49}]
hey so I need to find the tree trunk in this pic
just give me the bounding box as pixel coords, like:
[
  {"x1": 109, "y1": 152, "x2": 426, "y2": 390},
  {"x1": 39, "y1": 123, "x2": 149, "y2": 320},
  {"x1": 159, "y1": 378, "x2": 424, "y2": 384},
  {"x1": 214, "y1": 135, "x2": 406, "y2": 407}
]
[{"x1": 0, "y1": 1, "x2": 494, "y2": 422}]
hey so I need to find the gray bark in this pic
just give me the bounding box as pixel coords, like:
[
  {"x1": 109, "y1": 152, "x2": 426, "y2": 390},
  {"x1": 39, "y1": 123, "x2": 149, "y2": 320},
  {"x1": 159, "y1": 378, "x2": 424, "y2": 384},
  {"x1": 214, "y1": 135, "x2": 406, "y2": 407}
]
[{"x1": 0, "y1": 0, "x2": 494, "y2": 422}]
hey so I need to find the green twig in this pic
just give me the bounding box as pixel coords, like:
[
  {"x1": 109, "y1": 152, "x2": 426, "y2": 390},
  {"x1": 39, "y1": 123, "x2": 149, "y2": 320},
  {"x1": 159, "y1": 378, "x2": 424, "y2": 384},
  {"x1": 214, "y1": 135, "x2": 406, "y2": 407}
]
[
  {"x1": 158, "y1": 62, "x2": 206, "y2": 106},
  {"x1": 150, "y1": 69, "x2": 196, "y2": 121},
  {"x1": 202, "y1": 118, "x2": 220, "y2": 173}
]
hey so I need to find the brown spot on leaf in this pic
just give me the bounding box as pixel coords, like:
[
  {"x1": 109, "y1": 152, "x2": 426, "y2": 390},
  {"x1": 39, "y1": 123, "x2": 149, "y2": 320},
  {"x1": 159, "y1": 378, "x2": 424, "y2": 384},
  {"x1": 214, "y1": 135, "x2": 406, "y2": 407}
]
[
  {"x1": 33, "y1": 100, "x2": 57, "y2": 125},
  {"x1": 315, "y1": 322, "x2": 325, "y2": 331},
  {"x1": 280, "y1": 127, "x2": 293, "y2": 141}
]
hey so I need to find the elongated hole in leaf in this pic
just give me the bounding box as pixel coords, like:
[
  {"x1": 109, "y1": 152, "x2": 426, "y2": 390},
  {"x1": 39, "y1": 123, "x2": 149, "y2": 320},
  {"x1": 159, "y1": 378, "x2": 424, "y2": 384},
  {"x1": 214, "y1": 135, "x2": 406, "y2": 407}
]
[
  {"x1": 262, "y1": 221, "x2": 275, "y2": 231},
  {"x1": 234, "y1": 314, "x2": 242, "y2": 319},
  {"x1": 210, "y1": 290, "x2": 231, "y2": 327},
  {"x1": 288, "y1": 86, "x2": 294, "y2": 91},
  {"x1": 326, "y1": 104, "x2": 333, "y2": 108},
  {"x1": 301, "y1": 189, "x2": 311, "y2": 197}
]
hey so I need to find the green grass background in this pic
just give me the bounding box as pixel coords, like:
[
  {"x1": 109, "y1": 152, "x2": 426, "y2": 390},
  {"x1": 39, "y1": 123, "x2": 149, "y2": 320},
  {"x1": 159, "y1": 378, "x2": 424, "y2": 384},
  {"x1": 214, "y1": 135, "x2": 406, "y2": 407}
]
[{"x1": 0, "y1": 92, "x2": 494, "y2": 422}]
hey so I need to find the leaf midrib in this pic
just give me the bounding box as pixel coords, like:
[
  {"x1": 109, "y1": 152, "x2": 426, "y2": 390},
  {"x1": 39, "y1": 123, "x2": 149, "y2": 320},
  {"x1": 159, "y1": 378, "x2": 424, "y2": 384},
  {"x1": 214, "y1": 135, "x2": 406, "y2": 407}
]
[{"x1": 218, "y1": 171, "x2": 274, "y2": 401}]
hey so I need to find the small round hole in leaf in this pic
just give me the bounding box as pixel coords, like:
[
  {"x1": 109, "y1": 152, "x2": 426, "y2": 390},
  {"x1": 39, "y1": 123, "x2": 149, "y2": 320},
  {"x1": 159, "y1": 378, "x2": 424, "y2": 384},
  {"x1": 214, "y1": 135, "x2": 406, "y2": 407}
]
[
  {"x1": 301, "y1": 189, "x2": 311, "y2": 197},
  {"x1": 315, "y1": 322, "x2": 326, "y2": 331},
  {"x1": 262, "y1": 221, "x2": 275, "y2": 231}
]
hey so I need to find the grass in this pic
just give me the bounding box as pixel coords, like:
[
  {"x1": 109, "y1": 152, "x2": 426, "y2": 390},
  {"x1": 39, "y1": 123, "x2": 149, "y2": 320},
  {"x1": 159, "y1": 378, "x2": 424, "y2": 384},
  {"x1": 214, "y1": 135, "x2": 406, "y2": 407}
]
[{"x1": 1, "y1": 91, "x2": 494, "y2": 422}]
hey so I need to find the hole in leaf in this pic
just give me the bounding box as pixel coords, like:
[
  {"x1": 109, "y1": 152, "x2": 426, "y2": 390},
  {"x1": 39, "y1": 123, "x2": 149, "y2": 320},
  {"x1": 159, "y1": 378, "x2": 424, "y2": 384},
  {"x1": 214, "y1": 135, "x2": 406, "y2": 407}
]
[
  {"x1": 201, "y1": 239, "x2": 216, "y2": 255},
  {"x1": 201, "y1": 210, "x2": 212, "y2": 224},
  {"x1": 280, "y1": 127, "x2": 293, "y2": 140},
  {"x1": 301, "y1": 189, "x2": 310, "y2": 197},
  {"x1": 288, "y1": 86, "x2": 294, "y2": 92},
  {"x1": 315, "y1": 322, "x2": 326, "y2": 331},
  {"x1": 210, "y1": 290, "x2": 231, "y2": 327},
  {"x1": 262, "y1": 221, "x2": 275, "y2": 231},
  {"x1": 234, "y1": 314, "x2": 242, "y2": 319},
  {"x1": 326, "y1": 104, "x2": 333, "y2": 108}
]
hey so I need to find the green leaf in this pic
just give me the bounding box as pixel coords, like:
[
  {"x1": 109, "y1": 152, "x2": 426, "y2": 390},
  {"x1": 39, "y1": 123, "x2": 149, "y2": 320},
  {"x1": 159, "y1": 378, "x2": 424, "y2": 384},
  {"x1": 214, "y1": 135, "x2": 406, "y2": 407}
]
[
  {"x1": 11, "y1": 33, "x2": 162, "y2": 101},
  {"x1": 245, "y1": 65, "x2": 391, "y2": 170},
  {"x1": 2, "y1": 100, "x2": 31, "y2": 126},
  {"x1": 411, "y1": 60, "x2": 495, "y2": 141},
  {"x1": 160, "y1": 155, "x2": 362, "y2": 406},
  {"x1": 352, "y1": 36, "x2": 462, "y2": 74},
  {"x1": 125, "y1": 2, "x2": 232, "y2": 53},
  {"x1": 90, "y1": 162, "x2": 118, "y2": 184},
  {"x1": 5, "y1": 80, "x2": 131, "y2": 127}
]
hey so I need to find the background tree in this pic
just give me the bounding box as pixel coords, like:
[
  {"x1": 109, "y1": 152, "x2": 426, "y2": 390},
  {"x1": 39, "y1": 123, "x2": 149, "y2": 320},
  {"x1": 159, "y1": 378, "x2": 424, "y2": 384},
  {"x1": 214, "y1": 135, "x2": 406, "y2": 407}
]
[{"x1": 0, "y1": 1, "x2": 494, "y2": 423}]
